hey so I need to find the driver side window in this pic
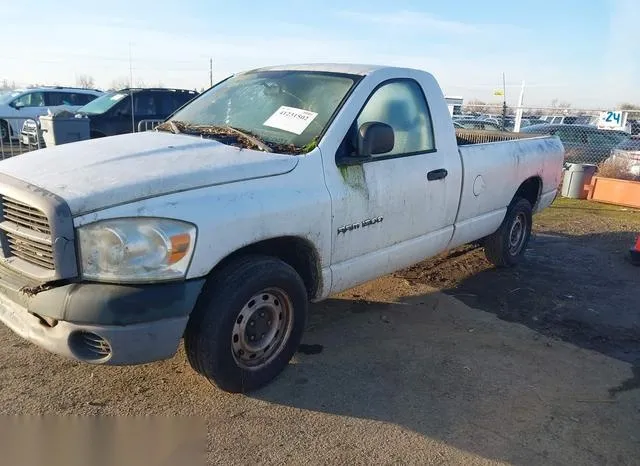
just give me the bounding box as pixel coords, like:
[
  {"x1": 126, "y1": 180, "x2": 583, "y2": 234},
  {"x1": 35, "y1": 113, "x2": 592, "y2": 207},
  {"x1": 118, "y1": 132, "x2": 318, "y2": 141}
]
[
  {"x1": 12, "y1": 92, "x2": 45, "y2": 108},
  {"x1": 356, "y1": 80, "x2": 435, "y2": 157}
]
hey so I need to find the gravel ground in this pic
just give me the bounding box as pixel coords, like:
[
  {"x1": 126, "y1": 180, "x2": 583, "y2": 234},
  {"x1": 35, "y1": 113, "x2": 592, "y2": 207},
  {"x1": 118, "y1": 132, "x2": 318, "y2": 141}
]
[{"x1": 1, "y1": 197, "x2": 639, "y2": 465}]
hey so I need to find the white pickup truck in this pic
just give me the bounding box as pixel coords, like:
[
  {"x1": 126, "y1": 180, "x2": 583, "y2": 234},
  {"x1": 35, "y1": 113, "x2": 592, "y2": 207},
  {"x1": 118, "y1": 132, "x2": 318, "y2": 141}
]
[{"x1": 0, "y1": 64, "x2": 563, "y2": 393}]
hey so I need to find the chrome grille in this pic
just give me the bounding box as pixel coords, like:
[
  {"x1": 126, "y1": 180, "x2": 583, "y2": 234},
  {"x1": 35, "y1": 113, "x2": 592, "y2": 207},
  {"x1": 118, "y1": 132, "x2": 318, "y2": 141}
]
[
  {"x1": 0, "y1": 196, "x2": 54, "y2": 270},
  {"x1": 2, "y1": 197, "x2": 50, "y2": 234}
]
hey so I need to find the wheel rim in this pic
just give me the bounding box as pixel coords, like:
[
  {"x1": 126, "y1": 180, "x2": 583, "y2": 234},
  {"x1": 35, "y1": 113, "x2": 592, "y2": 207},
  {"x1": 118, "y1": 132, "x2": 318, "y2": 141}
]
[
  {"x1": 508, "y1": 212, "x2": 527, "y2": 255},
  {"x1": 231, "y1": 288, "x2": 294, "y2": 370}
]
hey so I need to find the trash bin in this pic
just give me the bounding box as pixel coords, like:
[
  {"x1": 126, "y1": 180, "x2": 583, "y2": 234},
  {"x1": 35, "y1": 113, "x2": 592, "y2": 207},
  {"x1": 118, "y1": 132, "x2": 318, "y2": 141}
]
[
  {"x1": 561, "y1": 163, "x2": 598, "y2": 199},
  {"x1": 40, "y1": 110, "x2": 90, "y2": 147}
]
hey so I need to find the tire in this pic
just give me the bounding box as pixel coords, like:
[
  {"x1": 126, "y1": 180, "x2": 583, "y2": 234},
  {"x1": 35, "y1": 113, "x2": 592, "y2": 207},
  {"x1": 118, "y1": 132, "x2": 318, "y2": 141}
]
[
  {"x1": 483, "y1": 197, "x2": 532, "y2": 267},
  {"x1": 0, "y1": 120, "x2": 9, "y2": 143},
  {"x1": 184, "y1": 255, "x2": 308, "y2": 393}
]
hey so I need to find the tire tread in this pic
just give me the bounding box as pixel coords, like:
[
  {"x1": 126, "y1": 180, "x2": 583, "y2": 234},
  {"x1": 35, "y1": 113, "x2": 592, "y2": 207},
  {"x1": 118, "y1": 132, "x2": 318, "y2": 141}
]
[
  {"x1": 185, "y1": 254, "x2": 307, "y2": 393},
  {"x1": 483, "y1": 197, "x2": 532, "y2": 267}
]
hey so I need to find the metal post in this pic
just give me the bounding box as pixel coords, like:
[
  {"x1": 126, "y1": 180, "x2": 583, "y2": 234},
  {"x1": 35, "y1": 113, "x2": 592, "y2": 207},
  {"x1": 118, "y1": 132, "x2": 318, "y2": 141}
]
[
  {"x1": 501, "y1": 72, "x2": 507, "y2": 131},
  {"x1": 129, "y1": 43, "x2": 135, "y2": 133},
  {"x1": 514, "y1": 81, "x2": 526, "y2": 132},
  {"x1": 209, "y1": 58, "x2": 213, "y2": 87}
]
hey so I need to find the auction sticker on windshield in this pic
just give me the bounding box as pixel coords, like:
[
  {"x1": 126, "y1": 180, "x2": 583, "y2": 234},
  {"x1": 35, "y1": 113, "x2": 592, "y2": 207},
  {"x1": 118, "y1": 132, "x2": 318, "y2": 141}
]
[{"x1": 263, "y1": 106, "x2": 318, "y2": 135}]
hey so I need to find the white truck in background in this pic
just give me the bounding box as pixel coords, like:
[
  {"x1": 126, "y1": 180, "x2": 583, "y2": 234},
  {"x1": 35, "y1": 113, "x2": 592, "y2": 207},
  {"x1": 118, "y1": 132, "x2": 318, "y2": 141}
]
[
  {"x1": 0, "y1": 64, "x2": 563, "y2": 393},
  {"x1": 445, "y1": 96, "x2": 464, "y2": 117}
]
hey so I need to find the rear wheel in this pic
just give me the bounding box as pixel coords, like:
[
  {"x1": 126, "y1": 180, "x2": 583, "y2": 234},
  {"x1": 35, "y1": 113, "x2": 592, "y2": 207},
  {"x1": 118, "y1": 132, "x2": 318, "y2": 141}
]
[
  {"x1": 184, "y1": 255, "x2": 308, "y2": 393},
  {"x1": 484, "y1": 197, "x2": 532, "y2": 267}
]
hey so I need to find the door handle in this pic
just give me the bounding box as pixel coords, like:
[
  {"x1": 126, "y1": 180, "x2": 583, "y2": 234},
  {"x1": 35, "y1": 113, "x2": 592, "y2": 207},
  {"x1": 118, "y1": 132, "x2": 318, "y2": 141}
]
[{"x1": 427, "y1": 168, "x2": 448, "y2": 181}]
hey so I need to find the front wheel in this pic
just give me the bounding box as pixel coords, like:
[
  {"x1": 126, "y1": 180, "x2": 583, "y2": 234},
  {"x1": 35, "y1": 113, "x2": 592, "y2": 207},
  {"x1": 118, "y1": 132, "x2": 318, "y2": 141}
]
[
  {"x1": 483, "y1": 197, "x2": 533, "y2": 267},
  {"x1": 184, "y1": 255, "x2": 308, "y2": 393}
]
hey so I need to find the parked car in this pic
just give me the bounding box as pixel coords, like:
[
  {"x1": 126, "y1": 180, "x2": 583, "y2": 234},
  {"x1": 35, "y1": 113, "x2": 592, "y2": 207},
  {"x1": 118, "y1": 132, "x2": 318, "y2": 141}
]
[
  {"x1": 454, "y1": 119, "x2": 503, "y2": 131},
  {"x1": 520, "y1": 124, "x2": 630, "y2": 164},
  {"x1": 0, "y1": 87, "x2": 103, "y2": 141},
  {"x1": 0, "y1": 63, "x2": 563, "y2": 392},
  {"x1": 607, "y1": 136, "x2": 640, "y2": 178},
  {"x1": 539, "y1": 115, "x2": 597, "y2": 126},
  {"x1": 505, "y1": 118, "x2": 546, "y2": 131},
  {"x1": 76, "y1": 88, "x2": 198, "y2": 138},
  {"x1": 522, "y1": 118, "x2": 548, "y2": 127},
  {"x1": 504, "y1": 118, "x2": 548, "y2": 131}
]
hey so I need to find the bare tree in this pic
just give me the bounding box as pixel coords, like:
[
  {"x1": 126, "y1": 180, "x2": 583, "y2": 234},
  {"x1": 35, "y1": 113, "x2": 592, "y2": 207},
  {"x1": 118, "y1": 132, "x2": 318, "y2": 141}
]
[
  {"x1": 550, "y1": 99, "x2": 572, "y2": 112},
  {"x1": 76, "y1": 74, "x2": 95, "y2": 89},
  {"x1": 109, "y1": 77, "x2": 131, "y2": 90},
  {"x1": 620, "y1": 103, "x2": 640, "y2": 118},
  {"x1": 463, "y1": 99, "x2": 489, "y2": 114},
  {"x1": 463, "y1": 99, "x2": 503, "y2": 115},
  {"x1": 1, "y1": 79, "x2": 17, "y2": 91},
  {"x1": 135, "y1": 78, "x2": 146, "y2": 88}
]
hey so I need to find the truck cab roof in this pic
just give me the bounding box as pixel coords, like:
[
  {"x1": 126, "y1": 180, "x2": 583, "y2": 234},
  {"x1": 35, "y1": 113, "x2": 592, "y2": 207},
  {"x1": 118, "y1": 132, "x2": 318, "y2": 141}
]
[{"x1": 248, "y1": 63, "x2": 413, "y2": 76}]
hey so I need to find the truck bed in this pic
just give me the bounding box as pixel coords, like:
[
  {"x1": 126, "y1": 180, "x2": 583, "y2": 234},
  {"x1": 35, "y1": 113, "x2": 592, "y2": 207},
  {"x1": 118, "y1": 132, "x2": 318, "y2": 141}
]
[
  {"x1": 448, "y1": 130, "x2": 564, "y2": 250},
  {"x1": 456, "y1": 128, "x2": 540, "y2": 146}
]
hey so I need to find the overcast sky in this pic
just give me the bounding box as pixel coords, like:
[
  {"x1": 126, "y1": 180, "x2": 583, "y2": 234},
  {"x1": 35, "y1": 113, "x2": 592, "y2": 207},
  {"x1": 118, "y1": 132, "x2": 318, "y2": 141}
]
[{"x1": 1, "y1": 0, "x2": 638, "y2": 109}]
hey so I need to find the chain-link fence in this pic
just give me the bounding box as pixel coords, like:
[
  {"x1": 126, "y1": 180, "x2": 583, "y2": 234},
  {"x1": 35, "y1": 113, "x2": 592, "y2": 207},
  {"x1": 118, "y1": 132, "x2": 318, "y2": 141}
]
[
  {"x1": 0, "y1": 117, "x2": 43, "y2": 159},
  {"x1": 456, "y1": 105, "x2": 639, "y2": 167},
  {"x1": 0, "y1": 115, "x2": 166, "y2": 160}
]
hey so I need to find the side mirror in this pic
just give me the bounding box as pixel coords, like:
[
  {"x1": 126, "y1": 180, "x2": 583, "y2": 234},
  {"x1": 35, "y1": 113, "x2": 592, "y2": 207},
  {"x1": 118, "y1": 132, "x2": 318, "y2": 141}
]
[
  {"x1": 358, "y1": 122, "x2": 394, "y2": 156},
  {"x1": 12, "y1": 101, "x2": 25, "y2": 110}
]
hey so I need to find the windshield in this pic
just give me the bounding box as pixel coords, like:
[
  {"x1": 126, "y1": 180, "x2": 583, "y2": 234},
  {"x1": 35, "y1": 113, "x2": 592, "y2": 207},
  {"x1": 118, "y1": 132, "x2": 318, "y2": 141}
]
[
  {"x1": 0, "y1": 91, "x2": 22, "y2": 105},
  {"x1": 168, "y1": 70, "x2": 359, "y2": 151},
  {"x1": 78, "y1": 91, "x2": 129, "y2": 114}
]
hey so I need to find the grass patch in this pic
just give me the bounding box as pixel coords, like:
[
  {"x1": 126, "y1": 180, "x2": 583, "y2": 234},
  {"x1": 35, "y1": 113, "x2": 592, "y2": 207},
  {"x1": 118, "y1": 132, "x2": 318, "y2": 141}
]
[{"x1": 534, "y1": 197, "x2": 640, "y2": 235}]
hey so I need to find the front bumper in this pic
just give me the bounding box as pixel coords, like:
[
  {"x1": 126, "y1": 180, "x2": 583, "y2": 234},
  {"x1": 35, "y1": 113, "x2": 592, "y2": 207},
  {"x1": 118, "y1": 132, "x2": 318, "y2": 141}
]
[
  {"x1": 19, "y1": 130, "x2": 42, "y2": 147},
  {"x1": 0, "y1": 275, "x2": 205, "y2": 365}
]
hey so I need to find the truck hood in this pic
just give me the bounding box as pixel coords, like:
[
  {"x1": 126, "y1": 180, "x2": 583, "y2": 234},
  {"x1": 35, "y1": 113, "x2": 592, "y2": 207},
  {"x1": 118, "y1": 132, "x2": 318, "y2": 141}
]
[{"x1": 0, "y1": 132, "x2": 298, "y2": 215}]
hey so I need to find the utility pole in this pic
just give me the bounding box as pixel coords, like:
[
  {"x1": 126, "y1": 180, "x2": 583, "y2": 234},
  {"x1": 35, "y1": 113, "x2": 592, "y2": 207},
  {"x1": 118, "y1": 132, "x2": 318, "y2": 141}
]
[
  {"x1": 501, "y1": 72, "x2": 507, "y2": 132},
  {"x1": 209, "y1": 58, "x2": 213, "y2": 87}
]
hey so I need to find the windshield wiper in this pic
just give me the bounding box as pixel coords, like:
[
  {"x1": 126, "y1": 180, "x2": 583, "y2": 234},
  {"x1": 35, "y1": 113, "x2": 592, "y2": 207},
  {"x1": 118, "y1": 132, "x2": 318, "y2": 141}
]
[
  {"x1": 155, "y1": 120, "x2": 181, "y2": 134},
  {"x1": 169, "y1": 120, "x2": 181, "y2": 134},
  {"x1": 224, "y1": 125, "x2": 272, "y2": 153},
  {"x1": 160, "y1": 120, "x2": 273, "y2": 153}
]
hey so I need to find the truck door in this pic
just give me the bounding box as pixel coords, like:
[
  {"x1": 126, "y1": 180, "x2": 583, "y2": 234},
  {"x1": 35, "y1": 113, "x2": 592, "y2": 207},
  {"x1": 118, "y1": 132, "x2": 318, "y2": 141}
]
[{"x1": 324, "y1": 77, "x2": 460, "y2": 293}]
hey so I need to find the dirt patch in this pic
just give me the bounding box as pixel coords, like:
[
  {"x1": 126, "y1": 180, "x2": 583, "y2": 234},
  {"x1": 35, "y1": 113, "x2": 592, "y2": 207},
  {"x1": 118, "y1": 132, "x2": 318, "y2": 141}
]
[
  {"x1": 395, "y1": 197, "x2": 640, "y2": 367},
  {"x1": 0, "y1": 198, "x2": 638, "y2": 464}
]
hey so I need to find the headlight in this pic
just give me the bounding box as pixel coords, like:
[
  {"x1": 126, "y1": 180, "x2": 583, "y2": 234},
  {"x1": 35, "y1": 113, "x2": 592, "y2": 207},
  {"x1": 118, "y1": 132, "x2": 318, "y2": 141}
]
[{"x1": 77, "y1": 218, "x2": 196, "y2": 283}]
